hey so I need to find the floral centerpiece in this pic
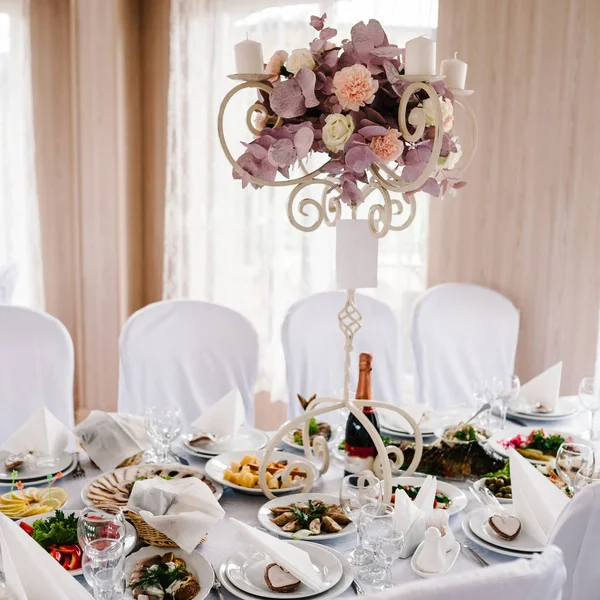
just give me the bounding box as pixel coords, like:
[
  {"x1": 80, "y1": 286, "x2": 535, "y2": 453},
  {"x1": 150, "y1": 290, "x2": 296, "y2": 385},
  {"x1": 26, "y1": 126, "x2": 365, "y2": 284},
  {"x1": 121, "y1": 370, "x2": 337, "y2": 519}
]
[{"x1": 233, "y1": 15, "x2": 465, "y2": 205}]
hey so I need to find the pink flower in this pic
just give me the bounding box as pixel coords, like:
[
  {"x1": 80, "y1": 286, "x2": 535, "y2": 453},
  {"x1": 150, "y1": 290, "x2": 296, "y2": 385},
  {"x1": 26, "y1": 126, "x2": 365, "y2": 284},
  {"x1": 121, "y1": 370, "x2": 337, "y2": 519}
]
[
  {"x1": 332, "y1": 64, "x2": 379, "y2": 111},
  {"x1": 265, "y1": 50, "x2": 288, "y2": 83},
  {"x1": 369, "y1": 129, "x2": 404, "y2": 162}
]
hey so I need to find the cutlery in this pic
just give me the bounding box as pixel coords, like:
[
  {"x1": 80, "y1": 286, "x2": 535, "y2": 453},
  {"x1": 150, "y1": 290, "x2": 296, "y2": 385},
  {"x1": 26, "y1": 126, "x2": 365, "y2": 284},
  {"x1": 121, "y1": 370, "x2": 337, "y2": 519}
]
[
  {"x1": 465, "y1": 402, "x2": 491, "y2": 424},
  {"x1": 461, "y1": 542, "x2": 489, "y2": 567},
  {"x1": 351, "y1": 579, "x2": 366, "y2": 595},
  {"x1": 210, "y1": 563, "x2": 225, "y2": 600},
  {"x1": 72, "y1": 453, "x2": 86, "y2": 479}
]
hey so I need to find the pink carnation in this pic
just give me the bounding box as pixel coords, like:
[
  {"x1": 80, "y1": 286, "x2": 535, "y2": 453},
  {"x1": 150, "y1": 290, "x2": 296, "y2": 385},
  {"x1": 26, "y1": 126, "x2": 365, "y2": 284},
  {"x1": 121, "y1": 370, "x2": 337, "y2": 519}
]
[
  {"x1": 332, "y1": 64, "x2": 379, "y2": 111},
  {"x1": 369, "y1": 129, "x2": 404, "y2": 162},
  {"x1": 265, "y1": 50, "x2": 288, "y2": 83}
]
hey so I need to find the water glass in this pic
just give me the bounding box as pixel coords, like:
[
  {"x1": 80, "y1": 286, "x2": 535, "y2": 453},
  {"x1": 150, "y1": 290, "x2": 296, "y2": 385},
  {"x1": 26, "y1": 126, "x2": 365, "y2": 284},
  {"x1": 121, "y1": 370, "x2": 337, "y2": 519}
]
[
  {"x1": 82, "y1": 539, "x2": 125, "y2": 600},
  {"x1": 491, "y1": 375, "x2": 520, "y2": 428},
  {"x1": 573, "y1": 462, "x2": 600, "y2": 492},
  {"x1": 373, "y1": 529, "x2": 404, "y2": 591},
  {"x1": 358, "y1": 503, "x2": 394, "y2": 584},
  {"x1": 339, "y1": 474, "x2": 382, "y2": 566},
  {"x1": 472, "y1": 379, "x2": 492, "y2": 427},
  {"x1": 77, "y1": 505, "x2": 126, "y2": 549},
  {"x1": 144, "y1": 406, "x2": 182, "y2": 464},
  {"x1": 578, "y1": 377, "x2": 600, "y2": 441},
  {"x1": 556, "y1": 442, "x2": 595, "y2": 493}
]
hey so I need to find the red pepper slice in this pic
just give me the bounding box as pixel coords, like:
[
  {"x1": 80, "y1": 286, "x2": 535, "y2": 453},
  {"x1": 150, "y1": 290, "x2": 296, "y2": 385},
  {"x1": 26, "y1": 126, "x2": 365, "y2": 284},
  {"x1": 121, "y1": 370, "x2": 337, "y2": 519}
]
[
  {"x1": 57, "y1": 544, "x2": 82, "y2": 570},
  {"x1": 18, "y1": 522, "x2": 33, "y2": 535},
  {"x1": 49, "y1": 548, "x2": 63, "y2": 564}
]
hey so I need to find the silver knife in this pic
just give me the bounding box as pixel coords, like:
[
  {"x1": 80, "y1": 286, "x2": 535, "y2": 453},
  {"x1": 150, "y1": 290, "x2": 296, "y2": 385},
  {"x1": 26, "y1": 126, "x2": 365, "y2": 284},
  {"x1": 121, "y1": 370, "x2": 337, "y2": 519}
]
[
  {"x1": 210, "y1": 563, "x2": 226, "y2": 600},
  {"x1": 351, "y1": 579, "x2": 366, "y2": 595},
  {"x1": 461, "y1": 543, "x2": 489, "y2": 567}
]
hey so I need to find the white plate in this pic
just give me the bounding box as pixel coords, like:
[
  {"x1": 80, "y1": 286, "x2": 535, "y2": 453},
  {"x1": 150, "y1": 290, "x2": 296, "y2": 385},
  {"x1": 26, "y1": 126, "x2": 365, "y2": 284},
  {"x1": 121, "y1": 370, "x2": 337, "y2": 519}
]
[
  {"x1": 410, "y1": 539, "x2": 460, "y2": 578},
  {"x1": 508, "y1": 396, "x2": 579, "y2": 421},
  {"x1": 125, "y1": 546, "x2": 213, "y2": 600},
  {"x1": 0, "y1": 451, "x2": 74, "y2": 482},
  {"x1": 380, "y1": 408, "x2": 470, "y2": 438},
  {"x1": 0, "y1": 455, "x2": 78, "y2": 488},
  {"x1": 184, "y1": 428, "x2": 270, "y2": 456},
  {"x1": 469, "y1": 506, "x2": 545, "y2": 553},
  {"x1": 17, "y1": 509, "x2": 137, "y2": 577},
  {"x1": 225, "y1": 541, "x2": 343, "y2": 599},
  {"x1": 281, "y1": 423, "x2": 334, "y2": 453},
  {"x1": 391, "y1": 476, "x2": 468, "y2": 517},
  {"x1": 461, "y1": 511, "x2": 534, "y2": 559},
  {"x1": 258, "y1": 493, "x2": 356, "y2": 541},
  {"x1": 205, "y1": 451, "x2": 318, "y2": 495},
  {"x1": 473, "y1": 478, "x2": 512, "y2": 504},
  {"x1": 219, "y1": 543, "x2": 352, "y2": 600},
  {"x1": 487, "y1": 426, "x2": 585, "y2": 464}
]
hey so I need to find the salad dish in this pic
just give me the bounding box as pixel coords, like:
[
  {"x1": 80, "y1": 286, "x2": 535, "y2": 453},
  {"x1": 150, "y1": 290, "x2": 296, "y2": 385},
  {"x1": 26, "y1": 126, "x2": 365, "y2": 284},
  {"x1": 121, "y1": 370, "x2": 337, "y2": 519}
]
[
  {"x1": 284, "y1": 418, "x2": 332, "y2": 450},
  {"x1": 439, "y1": 423, "x2": 491, "y2": 445},
  {"x1": 390, "y1": 476, "x2": 468, "y2": 516}
]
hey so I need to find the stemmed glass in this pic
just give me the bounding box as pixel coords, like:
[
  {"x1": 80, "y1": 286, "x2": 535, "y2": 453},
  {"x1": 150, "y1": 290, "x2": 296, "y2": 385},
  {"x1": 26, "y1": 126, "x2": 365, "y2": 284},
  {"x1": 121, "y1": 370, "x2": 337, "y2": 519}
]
[
  {"x1": 358, "y1": 503, "x2": 396, "y2": 584},
  {"x1": 472, "y1": 379, "x2": 492, "y2": 428},
  {"x1": 491, "y1": 375, "x2": 520, "y2": 429},
  {"x1": 339, "y1": 474, "x2": 382, "y2": 566},
  {"x1": 578, "y1": 377, "x2": 600, "y2": 441},
  {"x1": 143, "y1": 406, "x2": 182, "y2": 464},
  {"x1": 373, "y1": 529, "x2": 404, "y2": 591},
  {"x1": 573, "y1": 461, "x2": 600, "y2": 492},
  {"x1": 556, "y1": 442, "x2": 595, "y2": 494}
]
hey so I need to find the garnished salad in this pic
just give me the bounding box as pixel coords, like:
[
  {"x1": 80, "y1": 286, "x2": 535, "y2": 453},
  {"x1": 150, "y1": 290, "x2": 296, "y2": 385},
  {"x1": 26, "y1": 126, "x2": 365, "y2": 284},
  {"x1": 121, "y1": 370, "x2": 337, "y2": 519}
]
[
  {"x1": 500, "y1": 429, "x2": 570, "y2": 460},
  {"x1": 391, "y1": 484, "x2": 451, "y2": 509}
]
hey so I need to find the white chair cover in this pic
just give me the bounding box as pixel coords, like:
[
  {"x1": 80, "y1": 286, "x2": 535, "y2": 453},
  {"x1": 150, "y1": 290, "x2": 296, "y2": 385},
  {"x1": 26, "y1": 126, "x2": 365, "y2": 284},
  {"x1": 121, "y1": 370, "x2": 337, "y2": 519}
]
[
  {"x1": 411, "y1": 283, "x2": 519, "y2": 409},
  {"x1": 282, "y1": 292, "x2": 400, "y2": 420},
  {"x1": 549, "y1": 482, "x2": 600, "y2": 600},
  {"x1": 0, "y1": 307, "x2": 74, "y2": 444},
  {"x1": 118, "y1": 300, "x2": 259, "y2": 425},
  {"x1": 0, "y1": 261, "x2": 18, "y2": 304},
  {"x1": 369, "y1": 545, "x2": 565, "y2": 600}
]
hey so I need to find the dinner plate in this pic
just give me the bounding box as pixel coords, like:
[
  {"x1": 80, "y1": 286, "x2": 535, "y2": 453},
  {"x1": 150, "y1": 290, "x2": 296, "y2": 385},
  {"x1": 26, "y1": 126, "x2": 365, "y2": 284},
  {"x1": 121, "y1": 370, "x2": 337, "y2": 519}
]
[
  {"x1": 460, "y1": 511, "x2": 535, "y2": 559},
  {"x1": 507, "y1": 396, "x2": 579, "y2": 421},
  {"x1": 205, "y1": 451, "x2": 318, "y2": 495},
  {"x1": 125, "y1": 546, "x2": 213, "y2": 600},
  {"x1": 380, "y1": 408, "x2": 470, "y2": 438},
  {"x1": 0, "y1": 454, "x2": 78, "y2": 488},
  {"x1": 473, "y1": 478, "x2": 512, "y2": 504},
  {"x1": 225, "y1": 541, "x2": 343, "y2": 599},
  {"x1": 410, "y1": 539, "x2": 460, "y2": 578},
  {"x1": 391, "y1": 476, "x2": 468, "y2": 516},
  {"x1": 0, "y1": 451, "x2": 74, "y2": 482},
  {"x1": 218, "y1": 543, "x2": 352, "y2": 600},
  {"x1": 487, "y1": 426, "x2": 585, "y2": 464},
  {"x1": 257, "y1": 493, "x2": 356, "y2": 541},
  {"x1": 281, "y1": 422, "x2": 334, "y2": 453},
  {"x1": 184, "y1": 428, "x2": 270, "y2": 456},
  {"x1": 18, "y1": 509, "x2": 138, "y2": 577}
]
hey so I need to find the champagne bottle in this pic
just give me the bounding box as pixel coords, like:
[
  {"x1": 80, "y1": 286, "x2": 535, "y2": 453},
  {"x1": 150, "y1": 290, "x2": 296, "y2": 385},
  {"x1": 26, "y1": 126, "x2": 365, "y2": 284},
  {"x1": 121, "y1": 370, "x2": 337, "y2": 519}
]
[{"x1": 344, "y1": 353, "x2": 380, "y2": 475}]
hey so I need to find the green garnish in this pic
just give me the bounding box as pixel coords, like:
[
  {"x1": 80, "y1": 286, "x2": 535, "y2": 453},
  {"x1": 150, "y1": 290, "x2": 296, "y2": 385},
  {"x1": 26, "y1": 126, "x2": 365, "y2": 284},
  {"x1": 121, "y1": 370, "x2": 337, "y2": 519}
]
[
  {"x1": 32, "y1": 510, "x2": 78, "y2": 547},
  {"x1": 454, "y1": 426, "x2": 477, "y2": 442},
  {"x1": 391, "y1": 485, "x2": 451, "y2": 507},
  {"x1": 527, "y1": 430, "x2": 565, "y2": 454},
  {"x1": 483, "y1": 461, "x2": 510, "y2": 479},
  {"x1": 133, "y1": 474, "x2": 173, "y2": 485},
  {"x1": 290, "y1": 500, "x2": 327, "y2": 529},
  {"x1": 293, "y1": 419, "x2": 320, "y2": 446},
  {"x1": 130, "y1": 563, "x2": 190, "y2": 590}
]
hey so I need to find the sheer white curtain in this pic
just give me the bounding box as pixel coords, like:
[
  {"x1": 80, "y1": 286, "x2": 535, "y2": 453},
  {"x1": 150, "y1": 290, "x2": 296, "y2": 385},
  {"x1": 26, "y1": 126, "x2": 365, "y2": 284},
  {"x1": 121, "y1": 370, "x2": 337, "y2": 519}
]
[
  {"x1": 0, "y1": 0, "x2": 43, "y2": 308},
  {"x1": 165, "y1": 0, "x2": 438, "y2": 403}
]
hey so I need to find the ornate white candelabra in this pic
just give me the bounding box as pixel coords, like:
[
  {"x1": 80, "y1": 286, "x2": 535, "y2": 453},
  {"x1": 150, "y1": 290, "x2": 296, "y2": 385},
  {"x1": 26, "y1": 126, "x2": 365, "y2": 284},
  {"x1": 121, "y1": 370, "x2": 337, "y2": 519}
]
[{"x1": 218, "y1": 70, "x2": 477, "y2": 503}]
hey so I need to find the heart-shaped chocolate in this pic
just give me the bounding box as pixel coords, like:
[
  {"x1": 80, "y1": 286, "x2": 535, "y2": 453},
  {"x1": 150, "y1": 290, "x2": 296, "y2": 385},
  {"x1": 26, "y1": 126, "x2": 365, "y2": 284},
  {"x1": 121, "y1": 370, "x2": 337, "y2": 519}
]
[{"x1": 489, "y1": 513, "x2": 521, "y2": 540}]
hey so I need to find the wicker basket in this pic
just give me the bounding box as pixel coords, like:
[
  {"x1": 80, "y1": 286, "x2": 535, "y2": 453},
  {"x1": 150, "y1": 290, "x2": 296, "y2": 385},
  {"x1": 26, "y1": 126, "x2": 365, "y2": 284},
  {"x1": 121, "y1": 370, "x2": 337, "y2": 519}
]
[{"x1": 125, "y1": 510, "x2": 208, "y2": 548}]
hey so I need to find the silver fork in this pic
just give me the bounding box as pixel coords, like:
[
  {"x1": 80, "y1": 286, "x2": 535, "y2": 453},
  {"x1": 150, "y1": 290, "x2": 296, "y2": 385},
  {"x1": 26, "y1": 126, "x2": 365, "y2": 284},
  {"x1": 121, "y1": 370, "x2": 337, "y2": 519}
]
[
  {"x1": 210, "y1": 563, "x2": 225, "y2": 600},
  {"x1": 71, "y1": 453, "x2": 86, "y2": 479},
  {"x1": 461, "y1": 542, "x2": 489, "y2": 567}
]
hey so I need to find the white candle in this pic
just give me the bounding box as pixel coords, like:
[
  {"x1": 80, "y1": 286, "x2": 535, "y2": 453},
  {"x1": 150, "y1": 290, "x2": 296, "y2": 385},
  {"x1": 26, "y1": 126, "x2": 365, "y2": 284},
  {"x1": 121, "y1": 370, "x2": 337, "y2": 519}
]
[
  {"x1": 440, "y1": 52, "x2": 468, "y2": 89},
  {"x1": 404, "y1": 36, "x2": 436, "y2": 76},
  {"x1": 234, "y1": 37, "x2": 264, "y2": 74}
]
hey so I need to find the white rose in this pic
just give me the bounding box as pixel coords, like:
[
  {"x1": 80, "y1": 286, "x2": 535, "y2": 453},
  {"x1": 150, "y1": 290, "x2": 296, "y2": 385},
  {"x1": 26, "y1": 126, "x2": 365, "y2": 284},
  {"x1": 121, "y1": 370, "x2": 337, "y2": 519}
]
[
  {"x1": 421, "y1": 97, "x2": 454, "y2": 132},
  {"x1": 322, "y1": 113, "x2": 355, "y2": 153},
  {"x1": 286, "y1": 48, "x2": 316, "y2": 74},
  {"x1": 438, "y1": 136, "x2": 462, "y2": 169}
]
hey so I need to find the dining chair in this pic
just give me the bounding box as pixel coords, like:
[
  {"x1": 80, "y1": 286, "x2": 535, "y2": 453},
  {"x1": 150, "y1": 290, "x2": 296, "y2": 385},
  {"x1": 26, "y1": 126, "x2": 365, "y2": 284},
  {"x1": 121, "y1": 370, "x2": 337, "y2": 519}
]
[
  {"x1": 0, "y1": 261, "x2": 18, "y2": 304},
  {"x1": 368, "y1": 545, "x2": 565, "y2": 600},
  {"x1": 118, "y1": 299, "x2": 259, "y2": 425},
  {"x1": 411, "y1": 283, "x2": 519, "y2": 409},
  {"x1": 282, "y1": 291, "x2": 401, "y2": 420},
  {"x1": 0, "y1": 306, "x2": 74, "y2": 444},
  {"x1": 548, "y1": 481, "x2": 600, "y2": 600}
]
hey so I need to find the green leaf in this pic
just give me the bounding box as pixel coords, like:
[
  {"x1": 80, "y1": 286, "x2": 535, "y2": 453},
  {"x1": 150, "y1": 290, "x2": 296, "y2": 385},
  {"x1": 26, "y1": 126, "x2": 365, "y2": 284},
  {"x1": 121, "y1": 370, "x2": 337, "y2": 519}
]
[{"x1": 31, "y1": 510, "x2": 78, "y2": 547}]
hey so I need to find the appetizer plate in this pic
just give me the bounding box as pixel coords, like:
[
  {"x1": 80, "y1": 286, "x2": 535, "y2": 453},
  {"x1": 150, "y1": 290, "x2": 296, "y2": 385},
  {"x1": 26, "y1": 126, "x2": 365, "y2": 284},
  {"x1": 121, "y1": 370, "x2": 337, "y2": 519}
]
[
  {"x1": 0, "y1": 451, "x2": 74, "y2": 483},
  {"x1": 205, "y1": 451, "x2": 319, "y2": 495},
  {"x1": 468, "y1": 506, "x2": 545, "y2": 553},
  {"x1": 460, "y1": 511, "x2": 534, "y2": 559},
  {"x1": 507, "y1": 396, "x2": 579, "y2": 421},
  {"x1": 473, "y1": 478, "x2": 512, "y2": 504},
  {"x1": 380, "y1": 408, "x2": 471, "y2": 438},
  {"x1": 218, "y1": 543, "x2": 353, "y2": 600},
  {"x1": 225, "y1": 542, "x2": 343, "y2": 599},
  {"x1": 410, "y1": 539, "x2": 460, "y2": 578},
  {"x1": 18, "y1": 509, "x2": 137, "y2": 577},
  {"x1": 390, "y1": 476, "x2": 468, "y2": 516},
  {"x1": 257, "y1": 493, "x2": 356, "y2": 541},
  {"x1": 184, "y1": 427, "x2": 270, "y2": 457},
  {"x1": 281, "y1": 422, "x2": 334, "y2": 453},
  {"x1": 125, "y1": 546, "x2": 213, "y2": 600},
  {"x1": 0, "y1": 454, "x2": 78, "y2": 488}
]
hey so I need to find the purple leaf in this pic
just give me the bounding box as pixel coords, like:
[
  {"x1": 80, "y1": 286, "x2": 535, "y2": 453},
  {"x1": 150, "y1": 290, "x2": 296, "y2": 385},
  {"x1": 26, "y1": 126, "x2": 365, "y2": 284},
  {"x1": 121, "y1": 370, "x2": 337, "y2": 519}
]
[
  {"x1": 320, "y1": 49, "x2": 339, "y2": 68},
  {"x1": 358, "y1": 125, "x2": 388, "y2": 139},
  {"x1": 310, "y1": 39, "x2": 326, "y2": 52},
  {"x1": 295, "y1": 68, "x2": 319, "y2": 109},
  {"x1": 401, "y1": 165, "x2": 422, "y2": 183},
  {"x1": 294, "y1": 127, "x2": 314, "y2": 159},
  {"x1": 451, "y1": 180, "x2": 467, "y2": 189},
  {"x1": 345, "y1": 145, "x2": 379, "y2": 174},
  {"x1": 421, "y1": 177, "x2": 441, "y2": 196},
  {"x1": 269, "y1": 79, "x2": 306, "y2": 118},
  {"x1": 245, "y1": 143, "x2": 268, "y2": 159},
  {"x1": 320, "y1": 27, "x2": 337, "y2": 40},
  {"x1": 383, "y1": 60, "x2": 401, "y2": 82},
  {"x1": 371, "y1": 45, "x2": 401, "y2": 58},
  {"x1": 310, "y1": 13, "x2": 326, "y2": 31},
  {"x1": 341, "y1": 179, "x2": 364, "y2": 205},
  {"x1": 350, "y1": 19, "x2": 386, "y2": 54},
  {"x1": 362, "y1": 107, "x2": 387, "y2": 126},
  {"x1": 267, "y1": 138, "x2": 297, "y2": 168}
]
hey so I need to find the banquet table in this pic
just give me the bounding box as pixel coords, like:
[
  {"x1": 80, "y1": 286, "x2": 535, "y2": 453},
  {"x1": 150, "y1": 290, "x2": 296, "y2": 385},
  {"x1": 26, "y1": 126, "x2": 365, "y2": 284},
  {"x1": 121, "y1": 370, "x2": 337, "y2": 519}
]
[{"x1": 58, "y1": 405, "x2": 596, "y2": 597}]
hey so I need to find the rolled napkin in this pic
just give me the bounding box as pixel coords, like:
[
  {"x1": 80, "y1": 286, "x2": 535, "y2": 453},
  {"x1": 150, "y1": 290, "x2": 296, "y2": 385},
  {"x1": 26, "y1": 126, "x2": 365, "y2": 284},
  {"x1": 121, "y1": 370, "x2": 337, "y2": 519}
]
[
  {"x1": 75, "y1": 410, "x2": 151, "y2": 471},
  {"x1": 416, "y1": 527, "x2": 447, "y2": 573},
  {"x1": 1, "y1": 513, "x2": 93, "y2": 599},
  {"x1": 379, "y1": 404, "x2": 426, "y2": 432},
  {"x1": 127, "y1": 477, "x2": 225, "y2": 552},
  {"x1": 394, "y1": 488, "x2": 425, "y2": 558},
  {"x1": 519, "y1": 362, "x2": 562, "y2": 412},
  {"x1": 413, "y1": 475, "x2": 437, "y2": 513},
  {"x1": 191, "y1": 388, "x2": 245, "y2": 440},
  {"x1": 426, "y1": 508, "x2": 455, "y2": 553},
  {"x1": 230, "y1": 518, "x2": 326, "y2": 592},
  {"x1": 2, "y1": 407, "x2": 71, "y2": 457},
  {"x1": 509, "y1": 447, "x2": 569, "y2": 545}
]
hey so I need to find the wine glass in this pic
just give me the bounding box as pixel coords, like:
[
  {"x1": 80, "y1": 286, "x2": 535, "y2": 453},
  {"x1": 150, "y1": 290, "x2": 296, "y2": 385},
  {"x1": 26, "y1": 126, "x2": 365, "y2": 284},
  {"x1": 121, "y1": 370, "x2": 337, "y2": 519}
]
[
  {"x1": 491, "y1": 374, "x2": 520, "y2": 429},
  {"x1": 82, "y1": 539, "x2": 125, "y2": 600},
  {"x1": 339, "y1": 473, "x2": 382, "y2": 566},
  {"x1": 578, "y1": 377, "x2": 600, "y2": 441},
  {"x1": 373, "y1": 528, "x2": 404, "y2": 591},
  {"x1": 472, "y1": 378, "x2": 492, "y2": 428},
  {"x1": 358, "y1": 502, "x2": 395, "y2": 584},
  {"x1": 143, "y1": 406, "x2": 182, "y2": 464},
  {"x1": 556, "y1": 442, "x2": 595, "y2": 493},
  {"x1": 573, "y1": 461, "x2": 600, "y2": 492}
]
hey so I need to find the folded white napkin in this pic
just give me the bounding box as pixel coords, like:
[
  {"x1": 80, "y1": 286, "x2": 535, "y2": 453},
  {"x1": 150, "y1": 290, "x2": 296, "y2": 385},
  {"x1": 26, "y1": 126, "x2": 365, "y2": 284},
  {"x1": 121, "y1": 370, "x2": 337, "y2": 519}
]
[
  {"x1": 2, "y1": 408, "x2": 71, "y2": 457},
  {"x1": 0, "y1": 513, "x2": 93, "y2": 600},
  {"x1": 413, "y1": 476, "x2": 437, "y2": 514},
  {"x1": 509, "y1": 447, "x2": 569, "y2": 545},
  {"x1": 230, "y1": 518, "x2": 326, "y2": 592},
  {"x1": 380, "y1": 404, "x2": 425, "y2": 433},
  {"x1": 394, "y1": 489, "x2": 426, "y2": 558},
  {"x1": 127, "y1": 477, "x2": 225, "y2": 553},
  {"x1": 191, "y1": 389, "x2": 245, "y2": 438},
  {"x1": 519, "y1": 362, "x2": 562, "y2": 411},
  {"x1": 426, "y1": 509, "x2": 455, "y2": 553},
  {"x1": 75, "y1": 410, "x2": 150, "y2": 471},
  {"x1": 417, "y1": 527, "x2": 446, "y2": 573}
]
